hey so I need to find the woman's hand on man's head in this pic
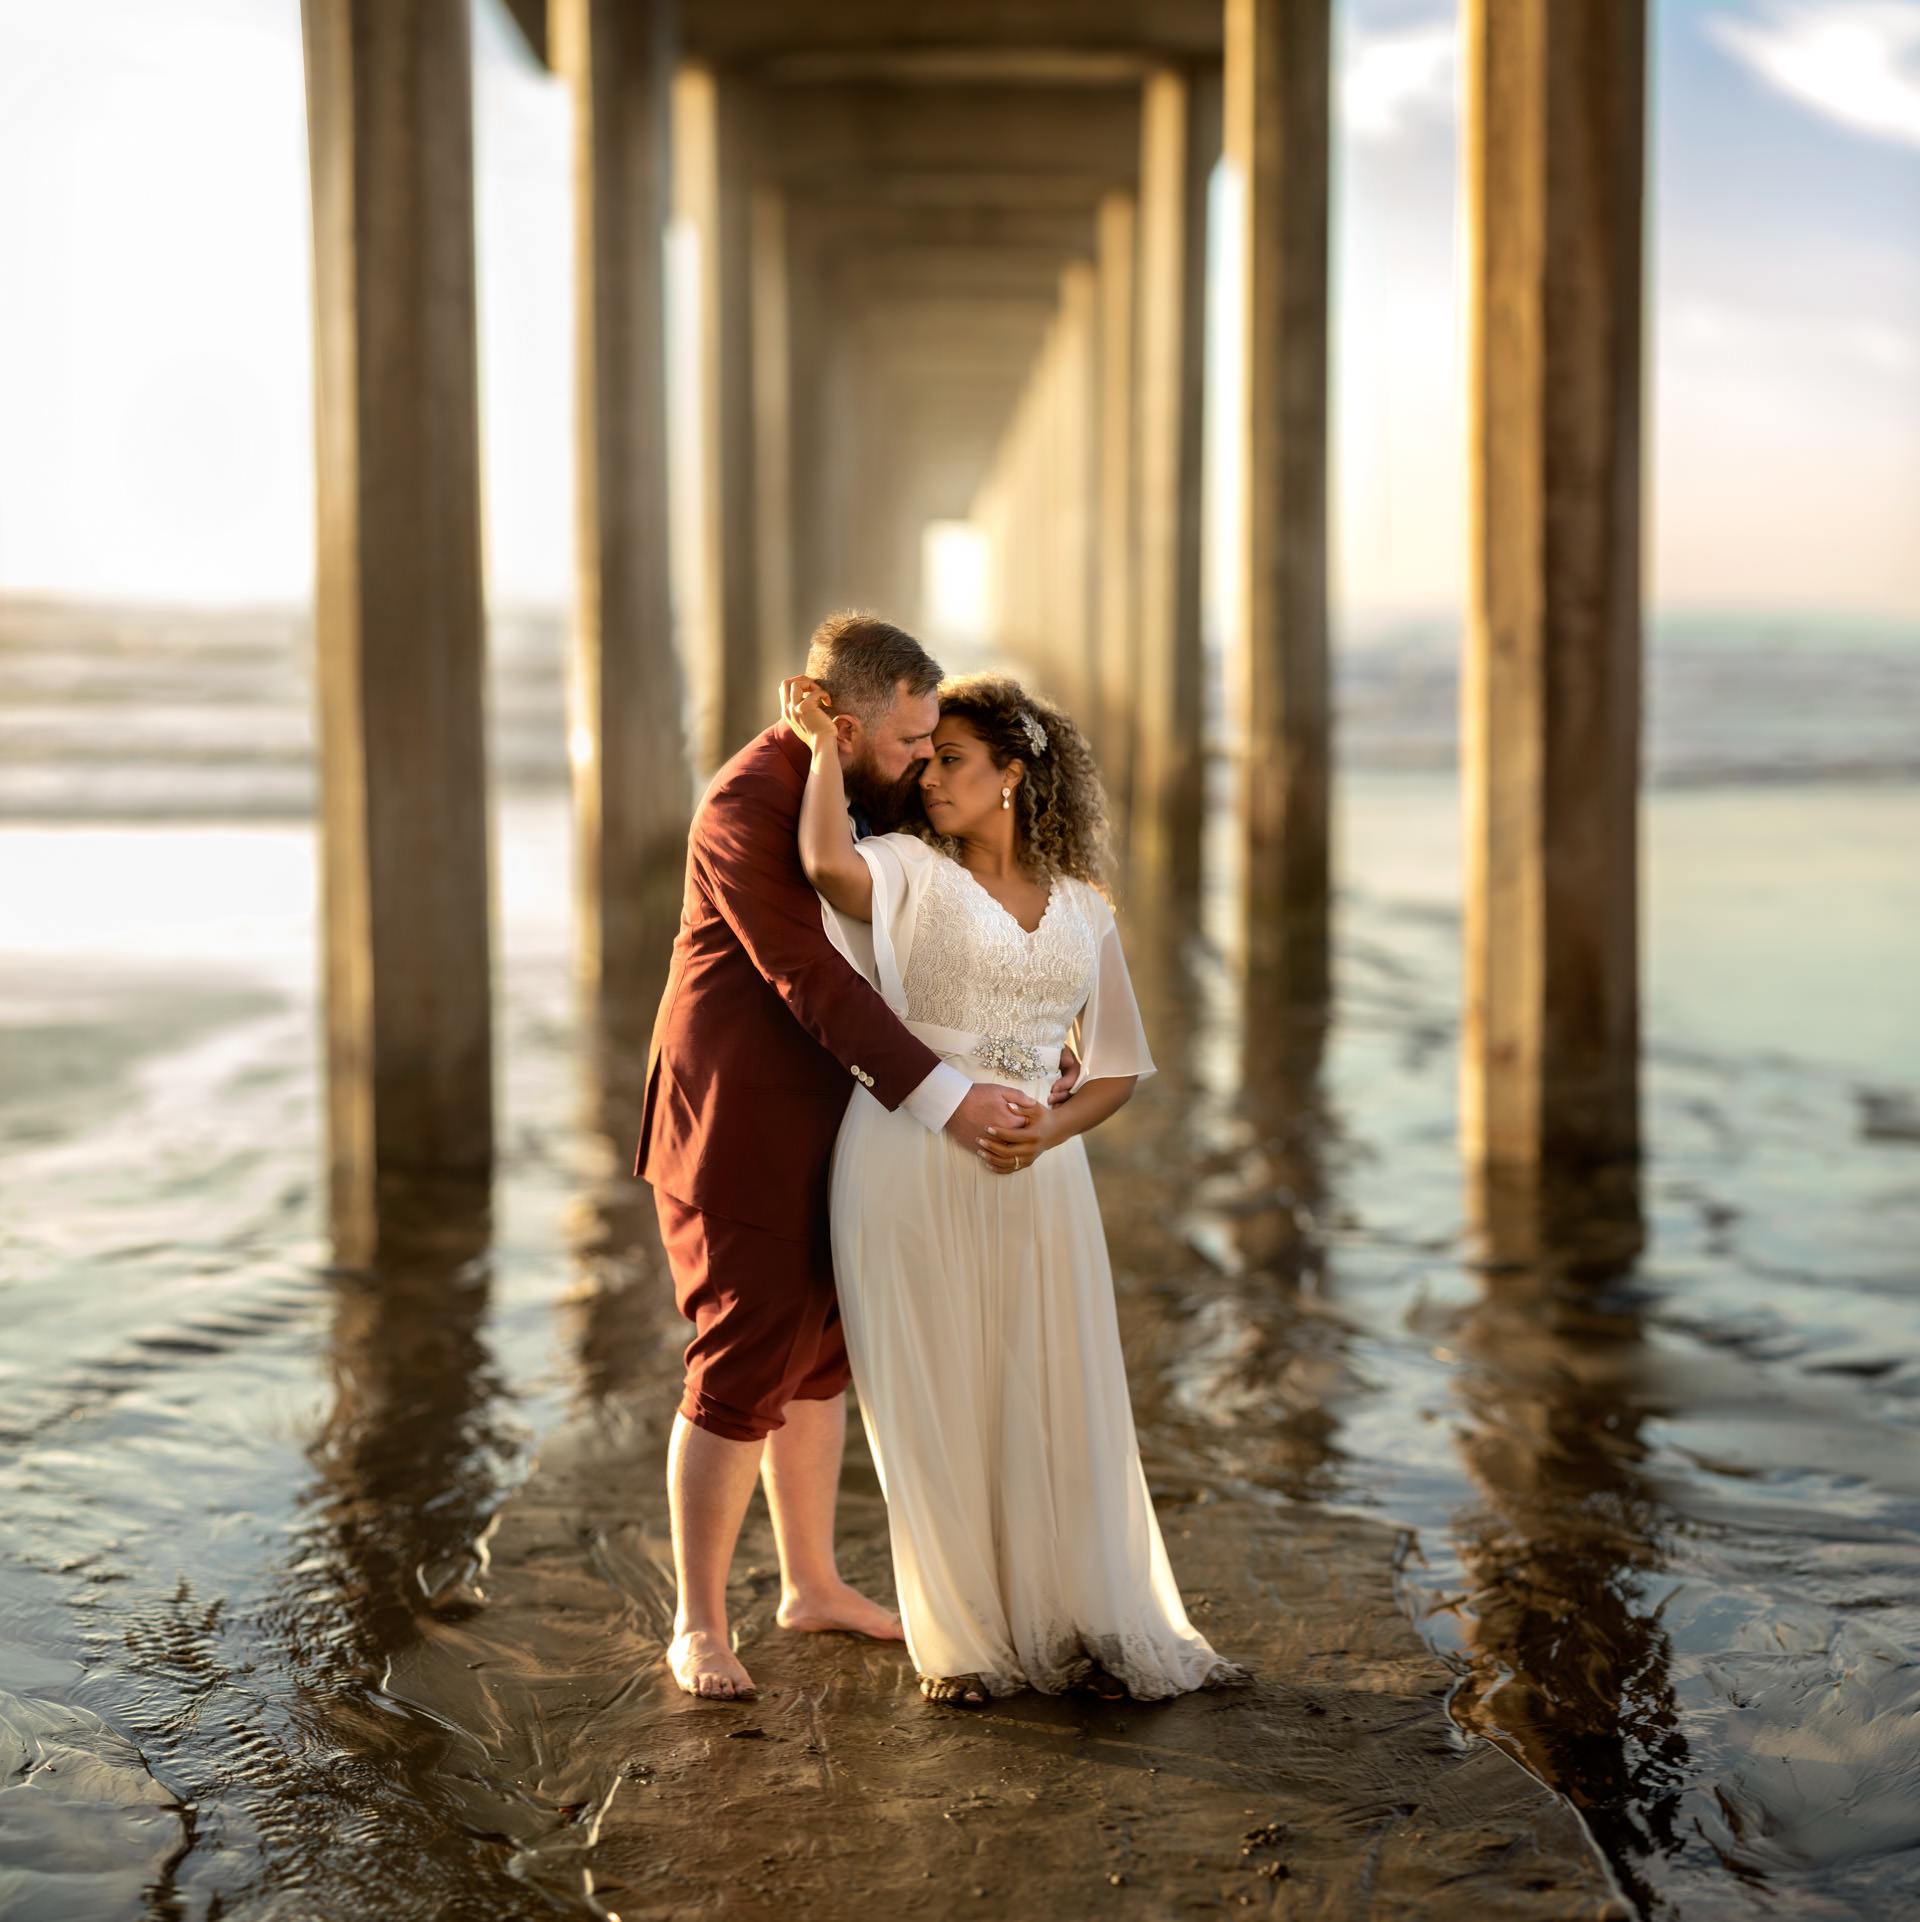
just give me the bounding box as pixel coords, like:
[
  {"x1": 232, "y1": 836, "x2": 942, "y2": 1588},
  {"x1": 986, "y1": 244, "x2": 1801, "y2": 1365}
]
[{"x1": 781, "y1": 674, "x2": 835, "y2": 751}]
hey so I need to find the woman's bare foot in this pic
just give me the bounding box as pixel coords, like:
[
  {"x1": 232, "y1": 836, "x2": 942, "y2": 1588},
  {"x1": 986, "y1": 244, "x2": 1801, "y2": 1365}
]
[
  {"x1": 1074, "y1": 1663, "x2": 1129, "y2": 1702},
  {"x1": 920, "y1": 1674, "x2": 988, "y2": 1706},
  {"x1": 668, "y1": 1628, "x2": 756, "y2": 1701},
  {"x1": 775, "y1": 1579, "x2": 905, "y2": 1641}
]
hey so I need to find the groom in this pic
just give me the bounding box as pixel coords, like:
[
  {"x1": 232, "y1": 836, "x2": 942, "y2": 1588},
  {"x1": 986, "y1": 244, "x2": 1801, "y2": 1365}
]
[{"x1": 636, "y1": 610, "x2": 1043, "y2": 1700}]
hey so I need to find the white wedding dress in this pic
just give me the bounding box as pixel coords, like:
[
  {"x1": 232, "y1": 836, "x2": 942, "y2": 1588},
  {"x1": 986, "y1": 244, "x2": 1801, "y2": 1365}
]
[{"x1": 822, "y1": 833, "x2": 1238, "y2": 1699}]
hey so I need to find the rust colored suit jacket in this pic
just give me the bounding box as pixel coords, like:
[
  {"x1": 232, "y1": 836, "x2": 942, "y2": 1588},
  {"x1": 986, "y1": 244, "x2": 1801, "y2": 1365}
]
[{"x1": 634, "y1": 724, "x2": 943, "y2": 1241}]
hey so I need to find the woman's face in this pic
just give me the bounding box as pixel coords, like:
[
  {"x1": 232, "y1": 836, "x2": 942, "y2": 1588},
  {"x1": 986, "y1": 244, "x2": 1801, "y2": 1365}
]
[{"x1": 919, "y1": 717, "x2": 1017, "y2": 841}]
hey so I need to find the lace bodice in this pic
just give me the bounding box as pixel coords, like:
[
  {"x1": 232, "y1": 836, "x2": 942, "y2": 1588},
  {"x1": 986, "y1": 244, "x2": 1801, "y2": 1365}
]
[
  {"x1": 899, "y1": 856, "x2": 1101, "y2": 1053},
  {"x1": 821, "y1": 833, "x2": 1155, "y2": 1089}
]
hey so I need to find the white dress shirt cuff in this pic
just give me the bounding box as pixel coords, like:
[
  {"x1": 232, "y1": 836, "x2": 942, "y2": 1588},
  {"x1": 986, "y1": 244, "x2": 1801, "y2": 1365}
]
[{"x1": 901, "y1": 1060, "x2": 970, "y2": 1133}]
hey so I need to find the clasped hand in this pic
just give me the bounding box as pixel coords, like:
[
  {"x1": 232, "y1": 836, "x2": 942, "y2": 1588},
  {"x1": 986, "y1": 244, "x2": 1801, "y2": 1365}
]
[{"x1": 962, "y1": 1084, "x2": 1063, "y2": 1176}]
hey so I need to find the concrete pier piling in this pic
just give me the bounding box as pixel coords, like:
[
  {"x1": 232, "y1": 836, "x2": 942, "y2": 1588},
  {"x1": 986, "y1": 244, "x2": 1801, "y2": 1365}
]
[
  {"x1": 1093, "y1": 189, "x2": 1139, "y2": 827},
  {"x1": 1227, "y1": 0, "x2": 1332, "y2": 1005},
  {"x1": 675, "y1": 60, "x2": 765, "y2": 774},
  {"x1": 296, "y1": 0, "x2": 1648, "y2": 1245},
  {"x1": 300, "y1": 0, "x2": 493, "y2": 1264},
  {"x1": 1463, "y1": 0, "x2": 1647, "y2": 1170},
  {"x1": 1132, "y1": 63, "x2": 1219, "y2": 899},
  {"x1": 553, "y1": 0, "x2": 693, "y2": 1015}
]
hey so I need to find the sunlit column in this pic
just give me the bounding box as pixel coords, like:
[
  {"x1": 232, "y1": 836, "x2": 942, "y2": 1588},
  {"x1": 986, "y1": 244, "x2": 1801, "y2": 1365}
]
[
  {"x1": 1054, "y1": 261, "x2": 1100, "y2": 727},
  {"x1": 751, "y1": 187, "x2": 798, "y2": 679},
  {"x1": 1227, "y1": 0, "x2": 1332, "y2": 1004},
  {"x1": 1463, "y1": 0, "x2": 1645, "y2": 1168},
  {"x1": 301, "y1": 0, "x2": 492, "y2": 1264},
  {"x1": 675, "y1": 62, "x2": 761, "y2": 772},
  {"x1": 781, "y1": 203, "x2": 834, "y2": 631},
  {"x1": 1093, "y1": 191, "x2": 1139, "y2": 830},
  {"x1": 1133, "y1": 64, "x2": 1219, "y2": 895},
  {"x1": 552, "y1": 0, "x2": 691, "y2": 1030},
  {"x1": 973, "y1": 279, "x2": 1098, "y2": 711}
]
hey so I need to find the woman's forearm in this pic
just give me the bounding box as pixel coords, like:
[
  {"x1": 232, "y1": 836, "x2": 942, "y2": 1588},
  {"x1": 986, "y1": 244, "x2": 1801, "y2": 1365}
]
[
  {"x1": 798, "y1": 740, "x2": 874, "y2": 919},
  {"x1": 1044, "y1": 1074, "x2": 1135, "y2": 1146}
]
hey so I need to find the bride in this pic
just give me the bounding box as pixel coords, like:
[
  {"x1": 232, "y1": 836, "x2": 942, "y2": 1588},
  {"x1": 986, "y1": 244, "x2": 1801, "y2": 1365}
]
[{"x1": 782, "y1": 669, "x2": 1241, "y2": 1705}]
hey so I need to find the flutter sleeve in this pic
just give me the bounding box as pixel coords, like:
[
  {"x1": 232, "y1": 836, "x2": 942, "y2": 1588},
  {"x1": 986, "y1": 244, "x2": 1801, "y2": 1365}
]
[
  {"x1": 819, "y1": 832, "x2": 940, "y2": 1018},
  {"x1": 1069, "y1": 887, "x2": 1157, "y2": 1088}
]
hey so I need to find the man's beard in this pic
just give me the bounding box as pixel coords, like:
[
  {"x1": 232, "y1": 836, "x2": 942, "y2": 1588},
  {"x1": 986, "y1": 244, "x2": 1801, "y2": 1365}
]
[{"x1": 843, "y1": 751, "x2": 925, "y2": 833}]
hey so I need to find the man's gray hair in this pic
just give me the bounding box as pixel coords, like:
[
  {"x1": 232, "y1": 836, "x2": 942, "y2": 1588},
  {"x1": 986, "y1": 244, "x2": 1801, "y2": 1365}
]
[{"x1": 803, "y1": 611, "x2": 942, "y2": 728}]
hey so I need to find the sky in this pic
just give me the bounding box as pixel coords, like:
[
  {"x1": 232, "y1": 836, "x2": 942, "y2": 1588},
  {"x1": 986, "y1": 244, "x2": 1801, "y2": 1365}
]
[
  {"x1": 0, "y1": 0, "x2": 1916, "y2": 618},
  {"x1": 1333, "y1": 0, "x2": 1920, "y2": 616}
]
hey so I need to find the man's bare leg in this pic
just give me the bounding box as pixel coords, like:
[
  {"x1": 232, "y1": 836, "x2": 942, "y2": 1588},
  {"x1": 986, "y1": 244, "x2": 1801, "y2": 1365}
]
[
  {"x1": 666, "y1": 1414, "x2": 765, "y2": 1699},
  {"x1": 762, "y1": 1392, "x2": 904, "y2": 1640}
]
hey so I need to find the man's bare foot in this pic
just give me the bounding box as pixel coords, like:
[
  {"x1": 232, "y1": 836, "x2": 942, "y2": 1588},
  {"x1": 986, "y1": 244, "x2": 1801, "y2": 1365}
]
[
  {"x1": 775, "y1": 1579, "x2": 905, "y2": 1641},
  {"x1": 920, "y1": 1674, "x2": 988, "y2": 1706},
  {"x1": 668, "y1": 1628, "x2": 756, "y2": 1701}
]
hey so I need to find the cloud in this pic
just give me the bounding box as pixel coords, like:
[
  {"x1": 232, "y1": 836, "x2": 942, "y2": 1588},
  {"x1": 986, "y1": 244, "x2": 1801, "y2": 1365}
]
[
  {"x1": 1666, "y1": 296, "x2": 1920, "y2": 379},
  {"x1": 1709, "y1": 2, "x2": 1920, "y2": 149},
  {"x1": 1341, "y1": 23, "x2": 1457, "y2": 143}
]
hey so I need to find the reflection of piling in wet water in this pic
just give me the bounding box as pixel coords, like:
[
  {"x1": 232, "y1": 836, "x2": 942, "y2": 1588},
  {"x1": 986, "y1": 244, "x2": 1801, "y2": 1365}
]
[
  {"x1": 1451, "y1": 1164, "x2": 1687, "y2": 1910},
  {"x1": 310, "y1": 1177, "x2": 501, "y2": 1639},
  {"x1": 1116, "y1": 903, "x2": 1347, "y2": 1502}
]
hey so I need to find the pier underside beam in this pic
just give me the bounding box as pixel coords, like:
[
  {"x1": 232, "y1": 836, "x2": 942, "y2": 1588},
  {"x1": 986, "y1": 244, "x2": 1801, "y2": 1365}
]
[{"x1": 694, "y1": 78, "x2": 1141, "y2": 698}]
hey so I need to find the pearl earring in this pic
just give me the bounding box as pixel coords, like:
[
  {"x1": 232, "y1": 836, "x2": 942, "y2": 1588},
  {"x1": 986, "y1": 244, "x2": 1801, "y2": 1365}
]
[{"x1": 1000, "y1": 787, "x2": 1012, "y2": 810}]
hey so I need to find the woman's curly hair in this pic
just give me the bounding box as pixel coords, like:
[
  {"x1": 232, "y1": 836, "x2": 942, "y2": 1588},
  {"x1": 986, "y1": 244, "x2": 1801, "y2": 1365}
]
[{"x1": 912, "y1": 673, "x2": 1111, "y2": 888}]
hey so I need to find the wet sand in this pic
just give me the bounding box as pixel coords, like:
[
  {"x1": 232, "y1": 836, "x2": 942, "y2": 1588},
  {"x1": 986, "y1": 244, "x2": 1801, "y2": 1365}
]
[
  {"x1": 4, "y1": 773, "x2": 1920, "y2": 1918},
  {"x1": 378, "y1": 1203, "x2": 1618, "y2": 1922},
  {"x1": 0, "y1": 802, "x2": 1620, "y2": 1921},
  {"x1": 349, "y1": 882, "x2": 1620, "y2": 1919}
]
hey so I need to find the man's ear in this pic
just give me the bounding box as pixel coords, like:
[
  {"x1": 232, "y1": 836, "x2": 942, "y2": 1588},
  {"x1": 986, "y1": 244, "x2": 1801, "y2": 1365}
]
[{"x1": 832, "y1": 711, "x2": 860, "y2": 750}]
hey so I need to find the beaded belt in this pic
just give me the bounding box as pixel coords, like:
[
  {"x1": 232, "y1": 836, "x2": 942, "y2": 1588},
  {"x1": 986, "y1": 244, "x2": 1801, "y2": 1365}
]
[{"x1": 904, "y1": 1019, "x2": 1061, "y2": 1084}]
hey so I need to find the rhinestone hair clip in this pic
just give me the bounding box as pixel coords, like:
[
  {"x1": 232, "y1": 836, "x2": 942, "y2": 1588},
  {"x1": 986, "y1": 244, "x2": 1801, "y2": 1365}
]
[{"x1": 1016, "y1": 709, "x2": 1049, "y2": 757}]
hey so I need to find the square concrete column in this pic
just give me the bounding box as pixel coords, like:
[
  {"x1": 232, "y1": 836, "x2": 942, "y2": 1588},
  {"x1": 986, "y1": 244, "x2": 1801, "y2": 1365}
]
[
  {"x1": 1093, "y1": 191, "x2": 1138, "y2": 827},
  {"x1": 1053, "y1": 260, "x2": 1100, "y2": 729},
  {"x1": 1226, "y1": 0, "x2": 1331, "y2": 1003},
  {"x1": 751, "y1": 187, "x2": 798, "y2": 682},
  {"x1": 1133, "y1": 63, "x2": 1220, "y2": 895},
  {"x1": 1463, "y1": 0, "x2": 1646, "y2": 1168},
  {"x1": 552, "y1": 0, "x2": 692, "y2": 1017},
  {"x1": 301, "y1": 0, "x2": 492, "y2": 1264},
  {"x1": 675, "y1": 63, "x2": 762, "y2": 772},
  {"x1": 971, "y1": 269, "x2": 1099, "y2": 714}
]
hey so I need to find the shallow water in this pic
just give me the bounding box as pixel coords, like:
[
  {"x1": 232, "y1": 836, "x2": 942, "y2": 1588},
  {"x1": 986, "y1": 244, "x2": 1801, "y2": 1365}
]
[
  {"x1": 1185, "y1": 772, "x2": 1920, "y2": 1917},
  {"x1": 2, "y1": 765, "x2": 1918, "y2": 1917}
]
